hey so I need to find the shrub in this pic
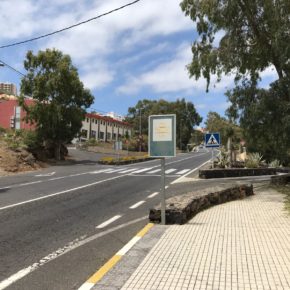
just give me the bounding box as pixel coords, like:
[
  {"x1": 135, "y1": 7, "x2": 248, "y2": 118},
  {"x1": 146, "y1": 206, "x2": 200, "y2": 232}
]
[
  {"x1": 216, "y1": 148, "x2": 229, "y2": 168},
  {"x1": 85, "y1": 138, "x2": 98, "y2": 146},
  {"x1": 269, "y1": 159, "x2": 281, "y2": 168},
  {"x1": 245, "y1": 153, "x2": 263, "y2": 168}
]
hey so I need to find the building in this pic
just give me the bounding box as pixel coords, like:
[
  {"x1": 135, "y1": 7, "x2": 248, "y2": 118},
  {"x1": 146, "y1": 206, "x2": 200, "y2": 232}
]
[
  {"x1": 0, "y1": 83, "x2": 17, "y2": 96},
  {"x1": 0, "y1": 96, "x2": 34, "y2": 130},
  {"x1": 80, "y1": 113, "x2": 132, "y2": 142},
  {"x1": 0, "y1": 98, "x2": 132, "y2": 140}
]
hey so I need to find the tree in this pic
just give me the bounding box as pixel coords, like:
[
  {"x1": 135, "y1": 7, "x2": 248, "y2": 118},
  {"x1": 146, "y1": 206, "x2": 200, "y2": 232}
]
[
  {"x1": 205, "y1": 111, "x2": 242, "y2": 146},
  {"x1": 226, "y1": 78, "x2": 290, "y2": 164},
  {"x1": 180, "y1": 0, "x2": 290, "y2": 89},
  {"x1": 125, "y1": 98, "x2": 202, "y2": 150},
  {"x1": 180, "y1": 0, "x2": 290, "y2": 163},
  {"x1": 19, "y1": 49, "x2": 94, "y2": 160}
]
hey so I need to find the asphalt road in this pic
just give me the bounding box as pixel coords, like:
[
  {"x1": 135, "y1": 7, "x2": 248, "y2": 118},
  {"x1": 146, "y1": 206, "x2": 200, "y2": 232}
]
[{"x1": 0, "y1": 148, "x2": 212, "y2": 290}]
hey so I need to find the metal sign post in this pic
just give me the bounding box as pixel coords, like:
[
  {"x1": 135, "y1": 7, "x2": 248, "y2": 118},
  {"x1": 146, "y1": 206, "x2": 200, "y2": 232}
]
[
  {"x1": 148, "y1": 114, "x2": 176, "y2": 225},
  {"x1": 160, "y1": 158, "x2": 166, "y2": 225}
]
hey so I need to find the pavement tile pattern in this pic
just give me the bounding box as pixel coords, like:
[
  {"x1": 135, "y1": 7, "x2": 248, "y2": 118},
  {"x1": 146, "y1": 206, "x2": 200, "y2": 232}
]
[{"x1": 121, "y1": 187, "x2": 290, "y2": 290}]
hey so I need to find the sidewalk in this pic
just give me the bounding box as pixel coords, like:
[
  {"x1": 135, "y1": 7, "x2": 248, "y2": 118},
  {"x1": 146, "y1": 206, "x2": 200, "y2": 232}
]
[{"x1": 94, "y1": 186, "x2": 290, "y2": 290}]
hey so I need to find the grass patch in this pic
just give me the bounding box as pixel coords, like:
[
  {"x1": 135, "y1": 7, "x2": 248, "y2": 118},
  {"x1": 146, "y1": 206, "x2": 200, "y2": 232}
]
[
  {"x1": 273, "y1": 185, "x2": 290, "y2": 214},
  {"x1": 99, "y1": 155, "x2": 152, "y2": 165}
]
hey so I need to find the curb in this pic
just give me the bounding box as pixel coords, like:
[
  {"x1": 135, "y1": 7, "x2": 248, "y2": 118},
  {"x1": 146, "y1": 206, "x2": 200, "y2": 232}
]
[{"x1": 78, "y1": 223, "x2": 154, "y2": 290}]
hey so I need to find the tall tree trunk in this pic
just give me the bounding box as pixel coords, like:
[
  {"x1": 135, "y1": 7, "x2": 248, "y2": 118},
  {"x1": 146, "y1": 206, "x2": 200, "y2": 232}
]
[{"x1": 55, "y1": 142, "x2": 61, "y2": 161}]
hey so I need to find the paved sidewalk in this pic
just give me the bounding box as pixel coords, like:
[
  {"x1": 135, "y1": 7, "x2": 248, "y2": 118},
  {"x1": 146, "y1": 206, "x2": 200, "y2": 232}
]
[{"x1": 95, "y1": 186, "x2": 290, "y2": 290}]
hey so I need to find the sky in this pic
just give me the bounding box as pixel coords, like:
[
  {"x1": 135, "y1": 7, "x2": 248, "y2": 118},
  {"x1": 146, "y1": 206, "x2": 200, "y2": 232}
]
[{"x1": 0, "y1": 0, "x2": 278, "y2": 125}]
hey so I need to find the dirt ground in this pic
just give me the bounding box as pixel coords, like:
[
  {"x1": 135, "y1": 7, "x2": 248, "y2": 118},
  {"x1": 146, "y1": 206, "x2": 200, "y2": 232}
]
[{"x1": 0, "y1": 142, "x2": 41, "y2": 176}]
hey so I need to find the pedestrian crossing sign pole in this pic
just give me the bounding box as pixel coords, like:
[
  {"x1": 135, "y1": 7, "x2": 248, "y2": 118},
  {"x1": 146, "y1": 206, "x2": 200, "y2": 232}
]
[
  {"x1": 149, "y1": 114, "x2": 176, "y2": 225},
  {"x1": 205, "y1": 133, "x2": 220, "y2": 168}
]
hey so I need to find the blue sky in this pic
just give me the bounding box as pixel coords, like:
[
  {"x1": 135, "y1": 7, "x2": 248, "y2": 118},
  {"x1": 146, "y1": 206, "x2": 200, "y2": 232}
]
[{"x1": 0, "y1": 0, "x2": 278, "y2": 125}]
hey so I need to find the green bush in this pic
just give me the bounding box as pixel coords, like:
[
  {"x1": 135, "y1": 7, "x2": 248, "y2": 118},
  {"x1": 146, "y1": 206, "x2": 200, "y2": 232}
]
[
  {"x1": 22, "y1": 130, "x2": 42, "y2": 150},
  {"x1": 245, "y1": 153, "x2": 264, "y2": 168},
  {"x1": 85, "y1": 138, "x2": 98, "y2": 146}
]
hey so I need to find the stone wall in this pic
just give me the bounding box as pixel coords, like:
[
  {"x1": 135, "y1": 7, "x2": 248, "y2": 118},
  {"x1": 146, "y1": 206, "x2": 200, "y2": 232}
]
[
  {"x1": 199, "y1": 168, "x2": 277, "y2": 179},
  {"x1": 149, "y1": 184, "x2": 253, "y2": 225},
  {"x1": 271, "y1": 173, "x2": 290, "y2": 185}
]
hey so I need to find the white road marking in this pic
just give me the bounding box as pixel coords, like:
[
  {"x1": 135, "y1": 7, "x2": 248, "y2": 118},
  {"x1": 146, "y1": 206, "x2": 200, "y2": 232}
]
[
  {"x1": 171, "y1": 160, "x2": 211, "y2": 184},
  {"x1": 0, "y1": 267, "x2": 33, "y2": 290},
  {"x1": 176, "y1": 169, "x2": 191, "y2": 175},
  {"x1": 165, "y1": 186, "x2": 169, "y2": 189},
  {"x1": 0, "y1": 180, "x2": 43, "y2": 191},
  {"x1": 116, "y1": 236, "x2": 140, "y2": 255},
  {"x1": 0, "y1": 174, "x2": 129, "y2": 212},
  {"x1": 129, "y1": 201, "x2": 145, "y2": 209},
  {"x1": 118, "y1": 168, "x2": 139, "y2": 173},
  {"x1": 35, "y1": 172, "x2": 55, "y2": 177},
  {"x1": 131, "y1": 168, "x2": 153, "y2": 174},
  {"x1": 103, "y1": 168, "x2": 124, "y2": 173},
  {"x1": 165, "y1": 169, "x2": 176, "y2": 174},
  {"x1": 96, "y1": 215, "x2": 122, "y2": 229},
  {"x1": 147, "y1": 192, "x2": 159, "y2": 198},
  {"x1": 147, "y1": 169, "x2": 161, "y2": 174},
  {"x1": 0, "y1": 216, "x2": 147, "y2": 290},
  {"x1": 78, "y1": 282, "x2": 94, "y2": 290}
]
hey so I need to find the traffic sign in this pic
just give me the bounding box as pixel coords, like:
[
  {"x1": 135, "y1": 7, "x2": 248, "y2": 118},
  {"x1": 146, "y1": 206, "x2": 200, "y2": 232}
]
[
  {"x1": 205, "y1": 133, "x2": 220, "y2": 148},
  {"x1": 148, "y1": 114, "x2": 176, "y2": 157}
]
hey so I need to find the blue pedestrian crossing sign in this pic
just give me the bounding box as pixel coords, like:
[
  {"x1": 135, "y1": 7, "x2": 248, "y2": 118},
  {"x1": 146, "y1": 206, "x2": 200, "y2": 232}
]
[{"x1": 205, "y1": 133, "x2": 220, "y2": 148}]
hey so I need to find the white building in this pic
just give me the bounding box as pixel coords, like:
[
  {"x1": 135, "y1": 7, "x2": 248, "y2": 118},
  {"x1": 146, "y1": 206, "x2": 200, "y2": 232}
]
[{"x1": 80, "y1": 113, "x2": 132, "y2": 141}]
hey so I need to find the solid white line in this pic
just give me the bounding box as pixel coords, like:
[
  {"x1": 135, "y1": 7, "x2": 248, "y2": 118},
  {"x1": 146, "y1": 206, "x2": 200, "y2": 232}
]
[
  {"x1": 0, "y1": 216, "x2": 147, "y2": 290},
  {"x1": 0, "y1": 180, "x2": 43, "y2": 191},
  {"x1": 131, "y1": 168, "x2": 153, "y2": 174},
  {"x1": 147, "y1": 192, "x2": 159, "y2": 198},
  {"x1": 176, "y1": 169, "x2": 190, "y2": 175},
  {"x1": 165, "y1": 169, "x2": 176, "y2": 174},
  {"x1": 0, "y1": 174, "x2": 129, "y2": 212},
  {"x1": 0, "y1": 267, "x2": 33, "y2": 290},
  {"x1": 116, "y1": 236, "x2": 141, "y2": 256},
  {"x1": 78, "y1": 282, "x2": 94, "y2": 290},
  {"x1": 129, "y1": 201, "x2": 145, "y2": 209},
  {"x1": 171, "y1": 160, "x2": 211, "y2": 184},
  {"x1": 147, "y1": 169, "x2": 161, "y2": 174},
  {"x1": 96, "y1": 215, "x2": 122, "y2": 229}
]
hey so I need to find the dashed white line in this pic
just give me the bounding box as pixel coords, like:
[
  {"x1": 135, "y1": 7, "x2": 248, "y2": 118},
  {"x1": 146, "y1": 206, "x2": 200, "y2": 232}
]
[
  {"x1": 147, "y1": 192, "x2": 159, "y2": 198},
  {"x1": 165, "y1": 169, "x2": 176, "y2": 174},
  {"x1": 118, "y1": 168, "x2": 139, "y2": 173},
  {"x1": 129, "y1": 201, "x2": 146, "y2": 209},
  {"x1": 96, "y1": 215, "x2": 122, "y2": 229},
  {"x1": 176, "y1": 169, "x2": 191, "y2": 175},
  {"x1": 131, "y1": 168, "x2": 153, "y2": 174},
  {"x1": 147, "y1": 169, "x2": 161, "y2": 174},
  {"x1": 165, "y1": 186, "x2": 169, "y2": 189}
]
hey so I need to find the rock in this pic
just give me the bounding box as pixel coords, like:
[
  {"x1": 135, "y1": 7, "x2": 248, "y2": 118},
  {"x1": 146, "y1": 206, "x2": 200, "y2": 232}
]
[{"x1": 149, "y1": 184, "x2": 253, "y2": 225}]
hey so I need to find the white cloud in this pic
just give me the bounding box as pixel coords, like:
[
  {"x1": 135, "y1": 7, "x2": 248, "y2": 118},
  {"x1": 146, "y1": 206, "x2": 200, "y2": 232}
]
[{"x1": 117, "y1": 43, "x2": 236, "y2": 95}]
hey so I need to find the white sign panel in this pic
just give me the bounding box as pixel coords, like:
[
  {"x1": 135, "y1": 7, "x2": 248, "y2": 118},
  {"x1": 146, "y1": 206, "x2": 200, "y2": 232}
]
[{"x1": 152, "y1": 119, "x2": 172, "y2": 141}]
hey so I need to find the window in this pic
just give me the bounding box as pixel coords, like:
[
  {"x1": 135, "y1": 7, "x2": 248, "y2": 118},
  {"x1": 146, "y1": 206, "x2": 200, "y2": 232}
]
[
  {"x1": 86, "y1": 118, "x2": 89, "y2": 123},
  {"x1": 107, "y1": 132, "x2": 111, "y2": 140},
  {"x1": 91, "y1": 130, "x2": 96, "y2": 138},
  {"x1": 100, "y1": 131, "x2": 104, "y2": 140}
]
